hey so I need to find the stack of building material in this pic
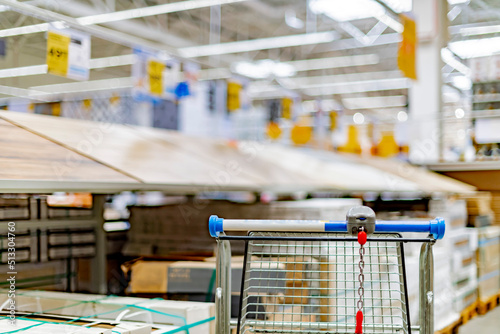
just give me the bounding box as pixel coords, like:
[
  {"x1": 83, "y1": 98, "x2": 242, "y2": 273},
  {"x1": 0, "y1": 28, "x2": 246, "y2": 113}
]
[
  {"x1": 124, "y1": 198, "x2": 362, "y2": 257},
  {"x1": 405, "y1": 248, "x2": 458, "y2": 331},
  {"x1": 446, "y1": 228, "x2": 479, "y2": 313},
  {"x1": 458, "y1": 192, "x2": 495, "y2": 227},
  {"x1": 477, "y1": 226, "x2": 500, "y2": 304},
  {"x1": 490, "y1": 192, "x2": 500, "y2": 225},
  {"x1": 0, "y1": 290, "x2": 215, "y2": 334}
]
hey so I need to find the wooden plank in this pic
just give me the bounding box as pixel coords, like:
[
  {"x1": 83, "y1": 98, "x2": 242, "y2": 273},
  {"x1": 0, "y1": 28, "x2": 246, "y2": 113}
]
[
  {"x1": 132, "y1": 126, "x2": 323, "y2": 190},
  {"x1": 0, "y1": 119, "x2": 137, "y2": 184},
  {"x1": 349, "y1": 155, "x2": 476, "y2": 193},
  {"x1": 258, "y1": 145, "x2": 421, "y2": 192},
  {"x1": 0, "y1": 112, "x2": 262, "y2": 189}
]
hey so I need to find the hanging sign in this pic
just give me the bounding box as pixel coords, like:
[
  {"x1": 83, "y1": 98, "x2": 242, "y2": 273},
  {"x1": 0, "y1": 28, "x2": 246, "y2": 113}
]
[
  {"x1": 282, "y1": 97, "x2": 293, "y2": 120},
  {"x1": 148, "y1": 60, "x2": 165, "y2": 96},
  {"x1": 398, "y1": 14, "x2": 417, "y2": 80},
  {"x1": 329, "y1": 111, "x2": 338, "y2": 131},
  {"x1": 47, "y1": 28, "x2": 90, "y2": 81},
  {"x1": 227, "y1": 81, "x2": 242, "y2": 112},
  {"x1": 47, "y1": 31, "x2": 70, "y2": 77}
]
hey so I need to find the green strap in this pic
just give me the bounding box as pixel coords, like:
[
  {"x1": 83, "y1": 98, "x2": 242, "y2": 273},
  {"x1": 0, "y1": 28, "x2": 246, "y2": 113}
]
[
  {"x1": 205, "y1": 269, "x2": 217, "y2": 302},
  {"x1": 0, "y1": 314, "x2": 214, "y2": 333},
  {"x1": 164, "y1": 316, "x2": 215, "y2": 334}
]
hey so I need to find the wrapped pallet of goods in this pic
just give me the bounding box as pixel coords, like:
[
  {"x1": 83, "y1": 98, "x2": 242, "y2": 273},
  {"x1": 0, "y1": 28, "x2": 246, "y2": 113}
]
[{"x1": 477, "y1": 226, "x2": 500, "y2": 309}]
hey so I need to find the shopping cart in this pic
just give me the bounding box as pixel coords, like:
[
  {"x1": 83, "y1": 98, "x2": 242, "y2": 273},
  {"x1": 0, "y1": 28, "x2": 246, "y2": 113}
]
[{"x1": 208, "y1": 206, "x2": 445, "y2": 334}]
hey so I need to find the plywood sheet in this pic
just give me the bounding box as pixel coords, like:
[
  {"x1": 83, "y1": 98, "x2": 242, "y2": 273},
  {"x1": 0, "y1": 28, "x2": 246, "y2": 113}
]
[
  {"x1": 255, "y1": 145, "x2": 420, "y2": 192},
  {"x1": 352, "y1": 155, "x2": 476, "y2": 193},
  {"x1": 0, "y1": 119, "x2": 137, "y2": 184},
  {"x1": 131, "y1": 126, "x2": 323, "y2": 191},
  {"x1": 0, "y1": 112, "x2": 261, "y2": 189}
]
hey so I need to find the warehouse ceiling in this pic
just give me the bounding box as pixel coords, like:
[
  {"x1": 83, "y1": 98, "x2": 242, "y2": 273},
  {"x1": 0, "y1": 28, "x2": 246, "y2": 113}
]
[{"x1": 0, "y1": 0, "x2": 499, "y2": 118}]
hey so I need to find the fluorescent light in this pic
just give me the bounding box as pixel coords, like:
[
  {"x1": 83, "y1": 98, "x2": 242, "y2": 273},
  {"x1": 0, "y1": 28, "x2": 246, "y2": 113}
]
[
  {"x1": 286, "y1": 54, "x2": 379, "y2": 71},
  {"x1": 279, "y1": 70, "x2": 401, "y2": 88},
  {"x1": 199, "y1": 54, "x2": 379, "y2": 80},
  {"x1": 342, "y1": 95, "x2": 406, "y2": 109},
  {"x1": 0, "y1": 23, "x2": 49, "y2": 38},
  {"x1": 77, "y1": 0, "x2": 248, "y2": 25},
  {"x1": 302, "y1": 78, "x2": 409, "y2": 95},
  {"x1": 310, "y1": 0, "x2": 405, "y2": 32},
  {"x1": 353, "y1": 112, "x2": 365, "y2": 124},
  {"x1": 310, "y1": 0, "x2": 384, "y2": 22},
  {"x1": 30, "y1": 77, "x2": 133, "y2": 95},
  {"x1": 232, "y1": 59, "x2": 296, "y2": 79},
  {"x1": 179, "y1": 31, "x2": 337, "y2": 57},
  {"x1": 89, "y1": 54, "x2": 135, "y2": 69},
  {"x1": 0, "y1": 55, "x2": 135, "y2": 79},
  {"x1": 449, "y1": 37, "x2": 500, "y2": 58},
  {"x1": 199, "y1": 67, "x2": 232, "y2": 80},
  {"x1": 0, "y1": 0, "x2": 246, "y2": 38},
  {"x1": 380, "y1": 0, "x2": 413, "y2": 12},
  {"x1": 460, "y1": 25, "x2": 500, "y2": 37},
  {"x1": 0, "y1": 85, "x2": 48, "y2": 101},
  {"x1": 0, "y1": 65, "x2": 47, "y2": 79}
]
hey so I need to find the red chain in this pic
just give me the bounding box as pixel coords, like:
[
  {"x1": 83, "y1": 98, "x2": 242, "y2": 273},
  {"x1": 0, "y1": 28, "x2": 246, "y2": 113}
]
[{"x1": 355, "y1": 229, "x2": 367, "y2": 334}]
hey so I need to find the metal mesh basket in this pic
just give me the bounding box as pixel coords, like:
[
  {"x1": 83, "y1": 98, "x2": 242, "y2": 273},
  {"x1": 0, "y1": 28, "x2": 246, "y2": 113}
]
[
  {"x1": 237, "y1": 232, "x2": 410, "y2": 334},
  {"x1": 209, "y1": 207, "x2": 444, "y2": 334}
]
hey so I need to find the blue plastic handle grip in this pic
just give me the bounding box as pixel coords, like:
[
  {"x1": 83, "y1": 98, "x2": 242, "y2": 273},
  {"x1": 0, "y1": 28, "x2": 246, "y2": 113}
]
[{"x1": 209, "y1": 215, "x2": 445, "y2": 239}]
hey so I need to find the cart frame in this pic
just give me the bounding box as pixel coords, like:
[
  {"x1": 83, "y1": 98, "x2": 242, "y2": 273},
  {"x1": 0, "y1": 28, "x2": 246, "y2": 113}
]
[{"x1": 209, "y1": 207, "x2": 444, "y2": 334}]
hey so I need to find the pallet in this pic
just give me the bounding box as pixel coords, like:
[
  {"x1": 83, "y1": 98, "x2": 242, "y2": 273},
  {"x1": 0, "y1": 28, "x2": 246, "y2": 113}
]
[
  {"x1": 435, "y1": 299, "x2": 482, "y2": 334},
  {"x1": 461, "y1": 300, "x2": 479, "y2": 325},
  {"x1": 477, "y1": 292, "x2": 500, "y2": 315},
  {"x1": 434, "y1": 317, "x2": 461, "y2": 334}
]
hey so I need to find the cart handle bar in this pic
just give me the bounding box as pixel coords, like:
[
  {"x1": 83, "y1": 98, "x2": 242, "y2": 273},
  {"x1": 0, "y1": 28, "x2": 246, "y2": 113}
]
[{"x1": 209, "y1": 216, "x2": 445, "y2": 239}]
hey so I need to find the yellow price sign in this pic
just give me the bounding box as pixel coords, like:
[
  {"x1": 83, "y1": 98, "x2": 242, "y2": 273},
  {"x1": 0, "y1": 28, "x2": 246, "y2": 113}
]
[
  {"x1": 329, "y1": 111, "x2": 337, "y2": 131},
  {"x1": 227, "y1": 81, "x2": 242, "y2": 112},
  {"x1": 282, "y1": 97, "x2": 293, "y2": 119},
  {"x1": 398, "y1": 14, "x2": 417, "y2": 80},
  {"x1": 148, "y1": 60, "x2": 165, "y2": 95},
  {"x1": 47, "y1": 31, "x2": 70, "y2": 77}
]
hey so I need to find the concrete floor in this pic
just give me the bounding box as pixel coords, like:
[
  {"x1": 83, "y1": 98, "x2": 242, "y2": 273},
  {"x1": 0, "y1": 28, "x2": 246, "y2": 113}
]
[{"x1": 458, "y1": 306, "x2": 500, "y2": 332}]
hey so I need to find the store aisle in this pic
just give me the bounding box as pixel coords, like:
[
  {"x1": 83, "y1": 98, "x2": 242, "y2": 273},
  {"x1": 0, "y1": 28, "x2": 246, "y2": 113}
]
[{"x1": 458, "y1": 306, "x2": 500, "y2": 332}]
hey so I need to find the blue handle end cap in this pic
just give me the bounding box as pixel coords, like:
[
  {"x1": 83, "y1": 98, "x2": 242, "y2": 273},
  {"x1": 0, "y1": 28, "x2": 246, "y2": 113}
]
[
  {"x1": 209, "y1": 215, "x2": 224, "y2": 237},
  {"x1": 430, "y1": 217, "x2": 446, "y2": 239}
]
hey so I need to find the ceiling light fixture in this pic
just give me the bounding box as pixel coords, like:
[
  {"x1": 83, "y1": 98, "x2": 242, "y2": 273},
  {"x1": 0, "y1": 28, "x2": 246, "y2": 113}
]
[
  {"x1": 179, "y1": 31, "x2": 337, "y2": 57},
  {"x1": 449, "y1": 37, "x2": 500, "y2": 58},
  {"x1": 232, "y1": 59, "x2": 297, "y2": 79},
  {"x1": 353, "y1": 112, "x2": 365, "y2": 124},
  {"x1": 397, "y1": 110, "x2": 408, "y2": 122},
  {"x1": 0, "y1": 0, "x2": 247, "y2": 38},
  {"x1": 0, "y1": 55, "x2": 135, "y2": 79},
  {"x1": 77, "y1": 0, "x2": 248, "y2": 25}
]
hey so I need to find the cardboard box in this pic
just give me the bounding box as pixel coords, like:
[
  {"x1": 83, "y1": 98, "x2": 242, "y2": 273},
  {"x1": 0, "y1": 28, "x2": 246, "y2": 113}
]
[{"x1": 124, "y1": 257, "x2": 286, "y2": 295}]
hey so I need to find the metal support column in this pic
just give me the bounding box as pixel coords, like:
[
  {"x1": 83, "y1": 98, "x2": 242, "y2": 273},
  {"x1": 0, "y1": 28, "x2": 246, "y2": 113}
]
[
  {"x1": 419, "y1": 241, "x2": 434, "y2": 334},
  {"x1": 215, "y1": 238, "x2": 232, "y2": 334},
  {"x1": 91, "y1": 194, "x2": 107, "y2": 294}
]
